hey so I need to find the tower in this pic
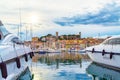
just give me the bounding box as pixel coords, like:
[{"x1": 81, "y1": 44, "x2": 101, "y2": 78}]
[
  {"x1": 56, "y1": 32, "x2": 59, "y2": 49},
  {"x1": 56, "y1": 32, "x2": 58, "y2": 40},
  {"x1": 79, "y1": 32, "x2": 81, "y2": 39}
]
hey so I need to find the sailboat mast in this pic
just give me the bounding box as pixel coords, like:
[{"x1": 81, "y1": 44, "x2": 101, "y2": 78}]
[
  {"x1": 30, "y1": 25, "x2": 33, "y2": 40},
  {"x1": 19, "y1": 7, "x2": 22, "y2": 39},
  {"x1": 18, "y1": 25, "x2": 19, "y2": 37},
  {"x1": 26, "y1": 26, "x2": 27, "y2": 40},
  {"x1": 18, "y1": 0, "x2": 22, "y2": 39}
]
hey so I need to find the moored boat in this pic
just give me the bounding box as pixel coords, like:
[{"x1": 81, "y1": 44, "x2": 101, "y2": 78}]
[
  {"x1": 0, "y1": 21, "x2": 34, "y2": 80},
  {"x1": 86, "y1": 36, "x2": 120, "y2": 69}
]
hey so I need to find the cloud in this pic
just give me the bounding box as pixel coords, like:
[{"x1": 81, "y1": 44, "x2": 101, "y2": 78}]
[
  {"x1": 54, "y1": 2, "x2": 120, "y2": 26},
  {"x1": 1, "y1": 0, "x2": 120, "y2": 40},
  {"x1": 0, "y1": 0, "x2": 114, "y2": 23}
]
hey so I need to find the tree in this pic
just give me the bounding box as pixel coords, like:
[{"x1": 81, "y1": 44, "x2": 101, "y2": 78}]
[{"x1": 47, "y1": 34, "x2": 52, "y2": 37}]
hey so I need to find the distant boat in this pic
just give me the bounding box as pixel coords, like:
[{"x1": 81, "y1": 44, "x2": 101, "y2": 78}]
[
  {"x1": 68, "y1": 48, "x2": 78, "y2": 52},
  {"x1": 0, "y1": 21, "x2": 34, "y2": 80},
  {"x1": 86, "y1": 36, "x2": 120, "y2": 69},
  {"x1": 39, "y1": 50, "x2": 47, "y2": 54},
  {"x1": 78, "y1": 49, "x2": 86, "y2": 54},
  {"x1": 39, "y1": 48, "x2": 61, "y2": 54},
  {"x1": 47, "y1": 48, "x2": 61, "y2": 53}
]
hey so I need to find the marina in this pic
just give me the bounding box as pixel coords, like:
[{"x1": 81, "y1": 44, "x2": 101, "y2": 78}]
[
  {"x1": 18, "y1": 51, "x2": 120, "y2": 80},
  {"x1": 1, "y1": 0, "x2": 120, "y2": 80},
  {"x1": 1, "y1": 20, "x2": 120, "y2": 80}
]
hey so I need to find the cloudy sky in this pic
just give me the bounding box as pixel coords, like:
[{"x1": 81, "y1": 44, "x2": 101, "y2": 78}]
[{"x1": 0, "y1": 0, "x2": 120, "y2": 40}]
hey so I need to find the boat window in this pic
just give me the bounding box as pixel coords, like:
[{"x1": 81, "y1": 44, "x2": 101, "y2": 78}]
[
  {"x1": 11, "y1": 37, "x2": 19, "y2": 43},
  {"x1": 103, "y1": 38, "x2": 120, "y2": 45},
  {"x1": 0, "y1": 25, "x2": 9, "y2": 36},
  {"x1": 11, "y1": 37, "x2": 22, "y2": 44},
  {"x1": 114, "y1": 38, "x2": 120, "y2": 44}
]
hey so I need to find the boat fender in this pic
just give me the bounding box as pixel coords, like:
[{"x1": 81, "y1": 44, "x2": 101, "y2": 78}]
[
  {"x1": 102, "y1": 49, "x2": 105, "y2": 56},
  {"x1": 0, "y1": 62, "x2": 8, "y2": 78},
  {"x1": 15, "y1": 57, "x2": 21, "y2": 68},
  {"x1": 92, "y1": 48, "x2": 95, "y2": 53},
  {"x1": 110, "y1": 53, "x2": 113, "y2": 59},
  {"x1": 29, "y1": 52, "x2": 33, "y2": 58},
  {"x1": 32, "y1": 52, "x2": 34, "y2": 57},
  {"x1": 24, "y1": 54, "x2": 28, "y2": 62}
]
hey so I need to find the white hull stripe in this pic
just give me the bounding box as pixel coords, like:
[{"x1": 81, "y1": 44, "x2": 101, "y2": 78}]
[{"x1": 86, "y1": 50, "x2": 120, "y2": 55}]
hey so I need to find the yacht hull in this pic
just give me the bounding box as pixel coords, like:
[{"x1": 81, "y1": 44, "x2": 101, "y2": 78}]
[
  {"x1": 0, "y1": 55, "x2": 32, "y2": 80},
  {"x1": 0, "y1": 21, "x2": 33, "y2": 80},
  {"x1": 87, "y1": 51, "x2": 120, "y2": 69}
]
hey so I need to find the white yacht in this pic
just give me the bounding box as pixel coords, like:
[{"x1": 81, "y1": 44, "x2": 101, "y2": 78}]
[
  {"x1": 86, "y1": 36, "x2": 120, "y2": 69},
  {"x1": 0, "y1": 21, "x2": 34, "y2": 80}
]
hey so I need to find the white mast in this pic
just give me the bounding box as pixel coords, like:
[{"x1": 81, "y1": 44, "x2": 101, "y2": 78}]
[{"x1": 18, "y1": 0, "x2": 22, "y2": 39}]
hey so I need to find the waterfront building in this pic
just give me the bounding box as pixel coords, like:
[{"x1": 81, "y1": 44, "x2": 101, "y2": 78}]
[{"x1": 32, "y1": 37, "x2": 39, "y2": 42}]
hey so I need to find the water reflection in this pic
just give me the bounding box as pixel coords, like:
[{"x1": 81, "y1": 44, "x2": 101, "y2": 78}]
[
  {"x1": 86, "y1": 62, "x2": 120, "y2": 80},
  {"x1": 31, "y1": 52, "x2": 92, "y2": 80},
  {"x1": 17, "y1": 67, "x2": 33, "y2": 80},
  {"x1": 31, "y1": 61, "x2": 92, "y2": 80},
  {"x1": 36, "y1": 52, "x2": 83, "y2": 69}
]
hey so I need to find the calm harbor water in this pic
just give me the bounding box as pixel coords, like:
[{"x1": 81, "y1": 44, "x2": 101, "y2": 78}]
[
  {"x1": 27, "y1": 52, "x2": 92, "y2": 80},
  {"x1": 30, "y1": 61, "x2": 92, "y2": 80},
  {"x1": 19, "y1": 52, "x2": 120, "y2": 80}
]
